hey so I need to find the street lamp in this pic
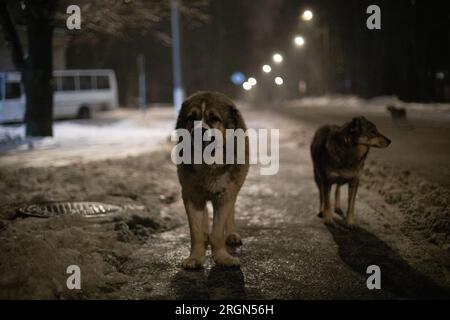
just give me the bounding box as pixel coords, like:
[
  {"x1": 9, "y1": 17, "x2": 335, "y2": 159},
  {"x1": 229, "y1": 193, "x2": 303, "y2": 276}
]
[
  {"x1": 262, "y1": 65, "x2": 272, "y2": 73},
  {"x1": 275, "y1": 76, "x2": 284, "y2": 85},
  {"x1": 294, "y1": 35, "x2": 305, "y2": 47},
  {"x1": 301, "y1": 9, "x2": 313, "y2": 21},
  {"x1": 170, "y1": 0, "x2": 184, "y2": 113},
  {"x1": 243, "y1": 82, "x2": 252, "y2": 90},
  {"x1": 273, "y1": 53, "x2": 283, "y2": 64},
  {"x1": 248, "y1": 77, "x2": 257, "y2": 86}
]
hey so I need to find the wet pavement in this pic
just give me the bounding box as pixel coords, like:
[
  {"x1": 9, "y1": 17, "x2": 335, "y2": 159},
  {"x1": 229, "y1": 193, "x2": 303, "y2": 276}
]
[{"x1": 114, "y1": 108, "x2": 450, "y2": 299}]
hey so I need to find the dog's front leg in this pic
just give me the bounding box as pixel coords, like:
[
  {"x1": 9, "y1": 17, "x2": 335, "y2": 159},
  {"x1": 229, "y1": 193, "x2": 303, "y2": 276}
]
[
  {"x1": 323, "y1": 183, "x2": 334, "y2": 224},
  {"x1": 346, "y1": 179, "x2": 359, "y2": 226},
  {"x1": 225, "y1": 202, "x2": 242, "y2": 246},
  {"x1": 211, "y1": 198, "x2": 240, "y2": 267},
  {"x1": 182, "y1": 199, "x2": 206, "y2": 269},
  {"x1": 318, "y1": 180, "x2": 325, "y2": 217},
  {"x1": 334, "y1": 185, "x2": 344, "y2": 216}
]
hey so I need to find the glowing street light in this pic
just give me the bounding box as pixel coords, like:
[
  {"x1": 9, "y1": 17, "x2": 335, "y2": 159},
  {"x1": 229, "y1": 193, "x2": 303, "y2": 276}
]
[
  {"x1": 248, "y1": 77, "x2": 257, "y2": 86},
  {"x1": 301, "y1": 9, "x2": 313, "y2": 21},
  {"x1": 262, "y1": 64, "x2": 272, "y2": 73},
  {"x1": 275, "y1": 76, "x2": 284, "y2": 86},
  {"x1": 242, "y1": 82, "x2": 252, "y2": 90},
  {"x1": 294, "y1": 35, "x2": 305, "y2": 47},
  {"x1": 273, "y1": 53, "x2": 283, "y2": 64}
]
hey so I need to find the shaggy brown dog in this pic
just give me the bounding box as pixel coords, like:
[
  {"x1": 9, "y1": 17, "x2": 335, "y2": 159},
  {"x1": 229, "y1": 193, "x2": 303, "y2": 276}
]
[{"x1": 175, "y1": 91, "x2": 249, "y2": 269}]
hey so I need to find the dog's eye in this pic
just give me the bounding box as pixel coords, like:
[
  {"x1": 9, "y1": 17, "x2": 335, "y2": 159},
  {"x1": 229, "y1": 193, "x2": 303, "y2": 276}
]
[
  {"x1": 187, "y1": 114, "x2": 198, "y2": 121},
  {"x1": 209, "y1": 115, "x2": 222, "y2": 123}
]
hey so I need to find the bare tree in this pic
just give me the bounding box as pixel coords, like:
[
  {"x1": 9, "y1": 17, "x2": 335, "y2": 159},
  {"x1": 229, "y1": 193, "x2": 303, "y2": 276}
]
[
  {"x1": 67, "y1": 0, "x2": 208, "y2": 44},
  {"x1": 0, "y1": 0, "x2": 208, "y2": 137}
]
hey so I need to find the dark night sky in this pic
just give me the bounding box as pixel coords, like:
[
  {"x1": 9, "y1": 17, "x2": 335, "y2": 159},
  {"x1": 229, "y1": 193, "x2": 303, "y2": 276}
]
[
  {"x1": 67, "y1": 0, "x2": 450, "y2": 104},
  {"x1": 180, "y1": 0, "x2": 450, "y2": 102}
]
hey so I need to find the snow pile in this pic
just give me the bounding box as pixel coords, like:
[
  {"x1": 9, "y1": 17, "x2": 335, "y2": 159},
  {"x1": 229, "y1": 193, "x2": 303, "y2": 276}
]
[
  {"x1": 0, "y1": 126, "x2": 26, "y2": 152},
  {"x1": 363, "y1": 162, "x2": 450, "y2": 250},
  {"x1": 285, "y1": 95, "x2": 365, "y2": 109},
  {"x1": 0, "y1": 118, "x2": 172, "y2": 153},
  {"x1": 286, "y1": 95, "x2": 450, "y2": 113},
  {"x1": 0, "y1": 148, "x2": 183, "y2": 298},
  {"x1": 0, "y1": 112, "x2": 176, "y2": 168}
]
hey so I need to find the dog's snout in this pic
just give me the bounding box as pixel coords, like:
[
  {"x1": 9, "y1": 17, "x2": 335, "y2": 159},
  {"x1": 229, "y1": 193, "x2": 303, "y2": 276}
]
[{"x1": 385, "y1": 137, "x2": 392, "y2": 146}]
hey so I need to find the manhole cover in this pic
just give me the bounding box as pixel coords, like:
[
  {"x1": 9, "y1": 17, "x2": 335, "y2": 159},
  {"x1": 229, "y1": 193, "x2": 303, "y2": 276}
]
[{"x1": 17, "y1": 202, "x2": 122, "y2": 218}]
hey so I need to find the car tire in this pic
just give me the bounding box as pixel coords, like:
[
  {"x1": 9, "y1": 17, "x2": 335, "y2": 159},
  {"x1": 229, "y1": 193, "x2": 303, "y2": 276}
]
[{"x1": 77, "y1": 106, "x2": 91, "y2": 119}]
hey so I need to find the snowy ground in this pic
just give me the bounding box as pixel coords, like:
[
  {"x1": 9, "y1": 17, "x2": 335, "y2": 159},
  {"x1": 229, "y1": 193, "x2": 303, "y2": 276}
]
[
  {"x1": 0, "y1": 102, "x2": 449, "y2": 299},
  {"x1": 279, "y1": 99, "x2": 450, "y2": 249},
  {"x1": 0, "y1": 108, "x2": 176, "y2": 167},
  {"x1": 286, "y1": 95, "x2": 450, "y2": 114}
]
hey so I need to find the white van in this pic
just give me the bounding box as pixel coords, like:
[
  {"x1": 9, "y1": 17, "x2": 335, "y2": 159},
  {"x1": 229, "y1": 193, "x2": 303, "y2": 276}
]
[{"x1": 0, "y1": 69, "x2": 119, "y2": 123}]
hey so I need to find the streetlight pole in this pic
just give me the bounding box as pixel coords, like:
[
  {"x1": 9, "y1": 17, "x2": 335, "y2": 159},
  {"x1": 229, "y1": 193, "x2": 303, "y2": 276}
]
[
  {"x1": 171, "y1": 0, "x2": 184, "y2": 113},
  {"x1": 137, "y1": 53, "x2": 146, "y2": 110}
]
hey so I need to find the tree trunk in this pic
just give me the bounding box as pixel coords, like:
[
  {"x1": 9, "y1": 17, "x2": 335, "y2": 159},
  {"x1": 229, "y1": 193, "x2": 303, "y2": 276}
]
[
  {"x1": 0, "y1": 1, "x2": 25, "y2": 69},
  {"x1": 24, "y1": 17, "x2": 54, "y2": 137}
]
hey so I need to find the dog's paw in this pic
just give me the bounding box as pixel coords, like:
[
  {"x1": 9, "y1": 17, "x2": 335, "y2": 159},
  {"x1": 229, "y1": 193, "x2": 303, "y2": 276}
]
[
  {"x1": 323, "y1": 217, "x2": 335, "y2": 225},
  {"x1": 214, "y1": 250, "x2": 240, "y2": 267},
  {"x1": 334, "y1": 208, "x2": 344, "y2": 216},
  {"x1": 226, "y1": 233, "x2": 243, "y2": 246},
  {"x1": 317, "y1": 211, "x2": 323, "y2": 218},
  {"x1": 181, "y1": 256, "x2": 204, "y2": 270},
  {"x1": 345, "y1": 219, "x2": 356, "y2": 229}
]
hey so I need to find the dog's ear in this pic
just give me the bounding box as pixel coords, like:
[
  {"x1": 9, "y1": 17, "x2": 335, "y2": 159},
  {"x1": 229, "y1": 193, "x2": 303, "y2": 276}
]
[
  {"x1": 349, "y1": 117, "x2": 362, "y2": 134},
  {"x1": 175, "y1": 100, "x2": 190, "y2": 130}
]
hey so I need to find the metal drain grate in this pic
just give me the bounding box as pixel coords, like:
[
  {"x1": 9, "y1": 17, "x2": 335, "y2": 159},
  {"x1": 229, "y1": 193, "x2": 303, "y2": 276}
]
[{"x1": 17, "y1": 202, "x2": 121, "y2": 218}]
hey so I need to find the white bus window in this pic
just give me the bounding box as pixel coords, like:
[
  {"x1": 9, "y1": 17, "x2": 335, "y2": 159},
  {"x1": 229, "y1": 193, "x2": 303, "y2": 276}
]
[
  {"x1": 5, "y1": 82, "x2": 21, "y2": 99},
  {"x1": 79, "y1": 75, "x2": 93, "y2": 90},
  {"x1": 61, "y1": 76, "x2": 76, "y2": 91},
  {"x1": 96, "y1": 75, "x2": 110, "y2": 89}
]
